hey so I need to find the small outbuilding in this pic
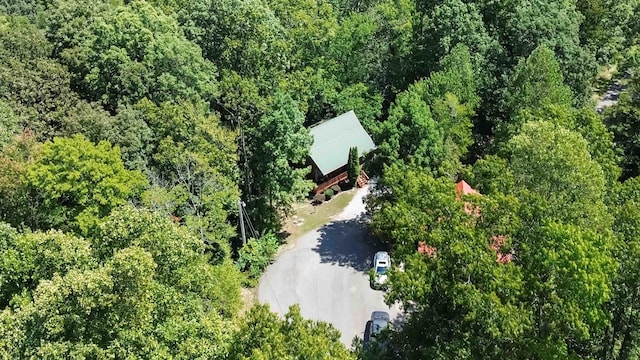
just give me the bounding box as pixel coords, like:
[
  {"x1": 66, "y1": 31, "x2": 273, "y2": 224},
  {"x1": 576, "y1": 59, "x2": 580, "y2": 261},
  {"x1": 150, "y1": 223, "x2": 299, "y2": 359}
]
[
  {"x1": 455, "y1": 180, "x2": 479, "y2": 197},
  {"x1": 418, "y1": 180, "x2": 514, "y2": 264},
  {"x1": 308, "y1": 111, "x2": 376, "y2": 193}
]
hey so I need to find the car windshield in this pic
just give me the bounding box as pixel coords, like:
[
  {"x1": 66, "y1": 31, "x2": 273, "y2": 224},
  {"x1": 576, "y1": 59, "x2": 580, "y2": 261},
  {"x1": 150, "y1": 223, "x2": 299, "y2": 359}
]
[
  {"x1": 372, "y1": 320, "x2": 388, "y2": 334},
  {"x1": 376, "y1": 266, "x2": 387, "y2": 274}
]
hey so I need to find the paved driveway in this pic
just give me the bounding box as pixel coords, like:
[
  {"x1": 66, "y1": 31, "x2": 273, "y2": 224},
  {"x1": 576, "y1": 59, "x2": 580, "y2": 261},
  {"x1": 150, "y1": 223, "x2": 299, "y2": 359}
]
[{"x1": 258, "y1": 185, "x2": 402, "y2": 346}]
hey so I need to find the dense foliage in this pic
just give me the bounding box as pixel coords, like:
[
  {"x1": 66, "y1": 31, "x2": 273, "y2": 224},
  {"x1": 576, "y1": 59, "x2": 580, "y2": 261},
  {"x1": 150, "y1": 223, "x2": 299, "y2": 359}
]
[
  {"x1": 0, "y1": 0, "x2": 638, "y2": 357},
  {"x1": 236, "y1": 233, "x2": 281, "y2": 285}
]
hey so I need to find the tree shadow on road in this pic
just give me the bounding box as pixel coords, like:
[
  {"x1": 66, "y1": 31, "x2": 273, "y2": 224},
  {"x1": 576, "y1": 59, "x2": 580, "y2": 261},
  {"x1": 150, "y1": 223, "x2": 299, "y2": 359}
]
[
  {"x1": 313, "y1": 215, "x2": 385, "y2": 273},
  {"x1": 391, "y1": 309, "x2": 410, "y2": 329}
]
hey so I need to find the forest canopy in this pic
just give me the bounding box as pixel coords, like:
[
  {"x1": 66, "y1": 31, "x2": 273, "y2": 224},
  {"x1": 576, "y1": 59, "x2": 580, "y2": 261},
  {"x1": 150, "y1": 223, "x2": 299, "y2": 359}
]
[{"x1": 0, "y1": 0, "x2": 639, "y2": 358}]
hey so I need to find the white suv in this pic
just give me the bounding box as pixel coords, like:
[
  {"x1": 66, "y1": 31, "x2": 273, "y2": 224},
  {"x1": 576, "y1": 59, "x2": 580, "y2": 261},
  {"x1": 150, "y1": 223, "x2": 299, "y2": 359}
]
[{"x1": 371, "y1": 251, "x2": 391, "y2": 288}]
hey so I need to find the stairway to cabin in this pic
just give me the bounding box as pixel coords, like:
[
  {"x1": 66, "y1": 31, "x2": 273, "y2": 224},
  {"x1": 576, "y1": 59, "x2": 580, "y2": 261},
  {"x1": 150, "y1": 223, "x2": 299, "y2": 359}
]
[{"x1": 357, "y1": 169, "x2": 369, "y2": 188}]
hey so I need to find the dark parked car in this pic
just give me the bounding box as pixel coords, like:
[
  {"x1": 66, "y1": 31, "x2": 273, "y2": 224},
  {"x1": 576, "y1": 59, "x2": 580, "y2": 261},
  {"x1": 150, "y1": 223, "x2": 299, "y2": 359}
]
[{"x1": 363, "y1": 311, "x2": 390, "y2": 348}]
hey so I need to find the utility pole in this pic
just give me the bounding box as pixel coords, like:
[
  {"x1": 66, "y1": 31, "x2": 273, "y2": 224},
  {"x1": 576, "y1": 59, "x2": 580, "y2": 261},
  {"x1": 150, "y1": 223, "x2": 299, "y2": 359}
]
[
  {"x1": 239, "y1": 199, "x2": 247, "y2": 245},
  {"x1": 238, "y1": 115, "x2": 251, "y2": 196}
]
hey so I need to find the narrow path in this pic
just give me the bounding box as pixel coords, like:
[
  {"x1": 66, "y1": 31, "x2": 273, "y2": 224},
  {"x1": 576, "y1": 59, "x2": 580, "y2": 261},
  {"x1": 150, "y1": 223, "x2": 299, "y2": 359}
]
[{"x1": 596, "y1": 74, "x2": 628, "y2": 113}]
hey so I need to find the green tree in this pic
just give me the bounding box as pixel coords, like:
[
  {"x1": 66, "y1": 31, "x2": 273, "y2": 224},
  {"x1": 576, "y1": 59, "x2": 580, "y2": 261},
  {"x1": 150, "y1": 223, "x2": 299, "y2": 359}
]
[
  {"x1": 229, "y1": 304, "x2": 355, "y2": 359},
  {"x1": 0, "y1": 15, "x2": 113, "y2": 141},
  {"x1": 137, "y1": 99, "x2": 240, "y2": 257},
  {"x1": 235, "y1": 233, "x2": 280, "y2": 285},
  {"x1": 604, "y1": 75, "x2": 640, "y2": 180},
  {"x1": 0, "y1": 206, "x2": 243, "y2": 359},
  {"x1": 245, "y1": 93, "x2": 314, "y2": 232},
  {"x1": 513, "y1": 104, "x2": 621, "y2": 185},
  {"x1": 278, "y1": 67, "x2": 342, "y2": 124},
  {"x1": 602, "y1": 177, "x2": 640, "y2": 359},
  {"x1": 430, "y1": 94, "x2": 475, "y2": 176},
  {"x1": 576, "y1": 0, "x2": 625, "y2": 61},
  {"x1": 0, "y1": 0, "x2": 48, "y2": 20},
  {"x1": 346, "y1": 0, "x2": 415, "y2": 97},
  {"x1": 347, "y1": 146, "x2": 360, "y2": 187},
  {"x1": 0, "y1": 228, "x2": 96, "y2": 308},
  {"x1": 217, "y1": 69, "x2": 271, "y2": 128},
  {"x1": 91, "y1": 206, "x2": 243, "y2": 317},
  {"x1": 25, "y1": 134, "x2": 147, "y2": 233},
  {"x1": 414, "y1": 0, "x2": 499, "y2": 88},
  {"x1": 367, "y1": 164, "x2": 617, "y2": 359},
  {"x1": 267, "y1": 0, "x2": 339, "y2": 71},
  {"x1": 328, "y1": 12, "x2": 385, "y2": 86},
  {"x1": 499, "y1": 0, "x2": 597, "y2": 103},
  {"x1": 0, "y1": 101, "x2": 19, "y2": 149},
  {"x1": 375, "y1": 89, "x2": 444, "y2": 172},
  {"x1": 173, "y1": 0, "x2": 290, "y2": 82},
  {"x1": 367, "y1": 166, "x2": 528, "y2": 359},
  {"x1": 44, "y1": 0, "x2": 217, "y2": 112},
  {"x1": 500, "y1": 45, "x2": 574, "y2": 139},
  {"x1": 466, "y1": 154, "x2": 516, "y2": 196},
  {"x1": 422, "y1": 44, "x2": 480, "y2": 108},
  {"x1": 100, "y1": 104, "x2": 154, "y2": 171},
  {"x1": 0, "y1": 130, "x2": 42, "y2": 230},
  {"x1": 0, "y1": 245, "x2": 234, "y2": 359},
  {"x1": 421, "y1": 45, "x2": 477, "y2": 176},
  {"x1": 517, "y1": 221, "x2": 616, "y2": 358},
  {"x1": 507, "y1": 121, "x2": 609, "y2": 231},
  {"x1": 374, "y1": 45, "x2": 477, "y2": 176},
  {"x1": 0, "y1": 14, "x2": 50, "y2": 61},
  {"x1": 332, "y1": 83, "x2": 383, "y2": 130}
]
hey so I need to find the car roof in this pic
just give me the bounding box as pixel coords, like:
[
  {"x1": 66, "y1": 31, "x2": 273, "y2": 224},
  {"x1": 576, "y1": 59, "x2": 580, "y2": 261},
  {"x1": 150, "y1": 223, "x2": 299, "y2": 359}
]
[
  {"x1": 374, "y1": 251, "x2": 390, "y2": 261},
  {"x1": 371, "y1": 311, "x2": 390, "y2": 321}
]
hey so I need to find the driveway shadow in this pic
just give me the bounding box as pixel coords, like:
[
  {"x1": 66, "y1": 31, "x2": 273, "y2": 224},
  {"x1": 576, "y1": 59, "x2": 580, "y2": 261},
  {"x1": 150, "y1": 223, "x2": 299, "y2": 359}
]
[{"x1": 313, "y1": 216, "x2": 384, "y2": 273}]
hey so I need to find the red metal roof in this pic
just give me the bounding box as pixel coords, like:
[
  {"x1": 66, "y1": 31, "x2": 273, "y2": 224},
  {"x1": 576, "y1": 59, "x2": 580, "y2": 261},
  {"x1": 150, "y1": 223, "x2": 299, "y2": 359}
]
[
  {"x1": 416, "y1": 182, "x2": 514, "y2": 264},
  {"x1": 490, "y1": 235, "x2": 513, "y2": 264},
  {"x1": 455, "y1": 180, "x2": 479, "y2": 196},
  {"x1": 418, "y1": 241, "x2": 437, "y2": 258}
]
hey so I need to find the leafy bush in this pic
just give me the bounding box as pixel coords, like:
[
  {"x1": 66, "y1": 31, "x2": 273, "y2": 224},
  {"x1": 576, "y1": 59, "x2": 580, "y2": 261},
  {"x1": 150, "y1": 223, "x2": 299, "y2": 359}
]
[
  {"x1": 325, "y1": 189, "x2": 335, "y2": 199},
  {"x1": 236, "y1": 233, "x2": 280, "y2": 286},
  {"x1": 330, "y1": 185, "x2": 341, "y2": 193},
  {"x1": 313, "y1": 193, "x2": 325, "y2": 203}
]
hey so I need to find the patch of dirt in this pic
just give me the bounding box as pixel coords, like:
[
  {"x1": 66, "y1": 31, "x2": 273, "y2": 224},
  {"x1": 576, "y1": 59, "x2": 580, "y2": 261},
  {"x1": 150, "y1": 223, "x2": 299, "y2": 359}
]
[
  {"x1": 279, "y1": 189, "x2": 358, "y2": 249},
  {"x1": 239, "y1": 286, "x2": 258, "y2": 316}
]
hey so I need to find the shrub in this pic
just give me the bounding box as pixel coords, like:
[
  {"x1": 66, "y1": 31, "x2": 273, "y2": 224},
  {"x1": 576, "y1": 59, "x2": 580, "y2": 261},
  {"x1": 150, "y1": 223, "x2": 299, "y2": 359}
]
[
  {"x1": 236, "y1": 233, "x2": 280, "y2": 286},
  {"x1": 313, "y1": 193, "x2": 325, "y2": 203},
  {"x1": 330, "y1": 185, "x2": 341, "y2": 193},
  {"x1": 325, "y1": 188, "x2": 335, "y2": 199}
]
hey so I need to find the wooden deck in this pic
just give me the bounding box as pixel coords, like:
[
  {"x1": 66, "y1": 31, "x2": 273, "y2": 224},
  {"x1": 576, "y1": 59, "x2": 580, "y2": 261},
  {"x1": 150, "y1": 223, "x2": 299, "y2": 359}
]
[
  {"x1": 313, "y1": 169, "x2": 370, "y2": 194},
  {"x1": 314, "y1": 171, "x2": 348, "y2": 194}
]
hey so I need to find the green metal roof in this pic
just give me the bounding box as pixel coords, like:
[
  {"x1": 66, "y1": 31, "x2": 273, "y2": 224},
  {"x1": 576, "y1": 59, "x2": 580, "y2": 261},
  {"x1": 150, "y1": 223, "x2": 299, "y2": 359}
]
[{"x1": 309, "y1": 111, "x2": 376, "y2": 176}]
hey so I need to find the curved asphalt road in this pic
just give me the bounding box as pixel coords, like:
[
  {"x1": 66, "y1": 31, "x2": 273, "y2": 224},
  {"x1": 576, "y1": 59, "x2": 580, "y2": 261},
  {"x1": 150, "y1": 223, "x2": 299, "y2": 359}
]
[{"x1": 258, "y1": 185, "x2": 402, "y2": 346}]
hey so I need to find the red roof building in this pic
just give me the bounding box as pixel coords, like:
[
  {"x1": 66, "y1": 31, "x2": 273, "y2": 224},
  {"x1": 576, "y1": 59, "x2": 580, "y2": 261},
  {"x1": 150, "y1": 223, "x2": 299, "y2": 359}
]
[
  {"x1": 490, "y1": 235, "x2": 513, "y2": 264},
  {"x1": 417, "y1": 180, "x2": 513, "y2": 264},
  {"x1": 418, "y1": 241, "x2": 437, "y2": 258},
  {"x1": 455, "y1": 180, "x2": 481, "y2": 217},
  {"x1": 455, "y1": 180, "x2": 479, "y2": 197}
]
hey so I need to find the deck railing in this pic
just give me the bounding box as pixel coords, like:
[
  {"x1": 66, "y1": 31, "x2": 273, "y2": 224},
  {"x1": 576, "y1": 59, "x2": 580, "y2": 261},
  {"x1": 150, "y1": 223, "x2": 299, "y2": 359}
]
[
  {"x1": 314, "y1": 169, "x2": 371, "y2": 194},
  {"x1": 314, "y1": 171, "x2": 348, "y2": 194}
]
